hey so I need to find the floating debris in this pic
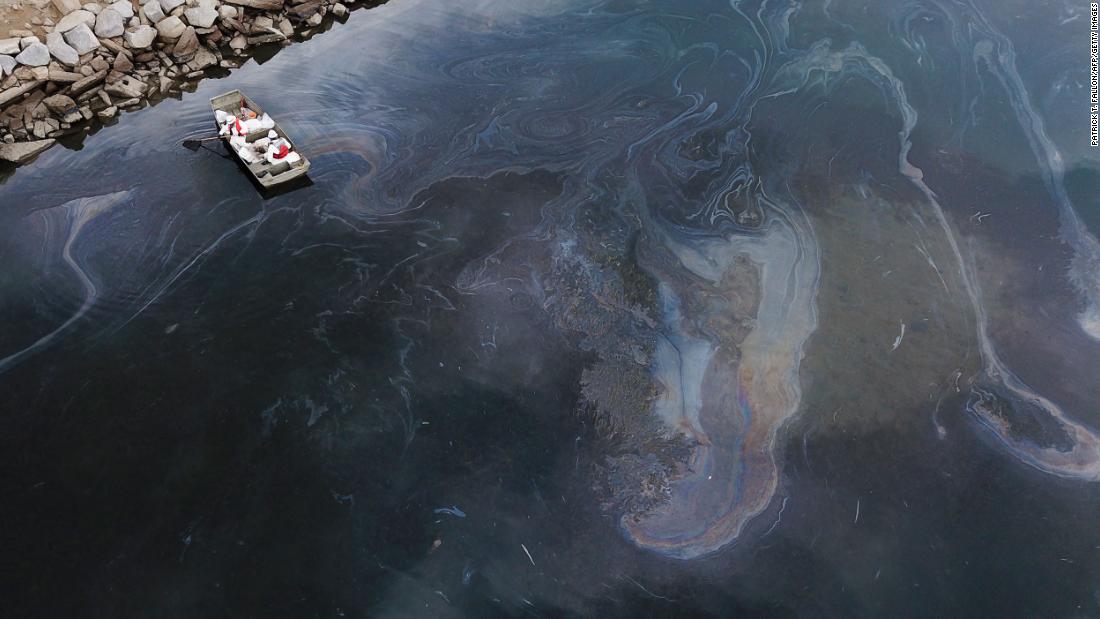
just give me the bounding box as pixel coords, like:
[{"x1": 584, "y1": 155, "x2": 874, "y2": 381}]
[
  {"x1": 891, "y1": 320, "x2": 906, "y2": 351},
  {"x1": 434, "y1": 505, "x2": 466, "y2": 518}
]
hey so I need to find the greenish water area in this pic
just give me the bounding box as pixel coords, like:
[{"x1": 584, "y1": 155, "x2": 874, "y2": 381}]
[{"x1": 3, "y1": 0, "x2": 1100, "y2": 616}]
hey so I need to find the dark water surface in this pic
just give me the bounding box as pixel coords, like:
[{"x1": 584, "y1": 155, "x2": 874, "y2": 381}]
[{"x1": 3, "y1": 0, "x2": 1100, "y2": 616}]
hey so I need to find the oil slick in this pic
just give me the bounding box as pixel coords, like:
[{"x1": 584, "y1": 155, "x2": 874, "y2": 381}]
[
  {"x1": 965, "y1": 26, "x2": 1100, "y2": 342},
  {"x1": 619, "y1": 9, "x2": 1100, "y2": 559},
  {"x1": 0, "y1": 191, "x2": 131, "y2": 375},
  {"x1": 785, "y1": 39, "x2": 1100, "y2": 481},
  {"x1": 0, "y1": 0, "x2": 1095, "y2": 586},
  {"x1": 622, "y1": 191, "x2": 820, "y2": 560}
]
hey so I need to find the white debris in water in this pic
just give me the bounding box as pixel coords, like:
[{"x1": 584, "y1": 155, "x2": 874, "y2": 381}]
[{"x1": 891, "y1": 320, "x2": 906, "y2": 351}]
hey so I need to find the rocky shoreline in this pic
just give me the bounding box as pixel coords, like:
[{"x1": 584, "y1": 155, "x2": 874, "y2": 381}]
[{"x1": 0, "y1": 0, "x2": 381, "y2": 164}]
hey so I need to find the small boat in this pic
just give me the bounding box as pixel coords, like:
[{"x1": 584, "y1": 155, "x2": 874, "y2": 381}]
[{"x1": 210, "y1": 89, "x2": 311, "y2": 188}]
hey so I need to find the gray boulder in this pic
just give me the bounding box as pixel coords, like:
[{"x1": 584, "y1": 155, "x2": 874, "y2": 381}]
[
  {"x1": 108, "y1": 0, "x2": 135, "y2": 19},
  {"x1": 43, "y1": 93, "x2": 76, "y2": 113},
  {"x1": 84, "y1": 3, "x2": 103, "y2": 14},
  {"x1": 55, "y1": 9, "x2": 96, "y2": 33},
  {"x1": 14, "y1": 42, "x2": 49, "y2": 66},
  {"x1": 183, "y1": 6, "x2": 217, "y2": 28},
  {"x1": 0, "y1": 38, "x2": 19, "y2": 55},
  {"x1": 155, "y1": 15, "x2": 185, "y2": 40},
  {"x1": 123, "y1": 24, "x2": 156, "y2": 48},
  {"x1": 159, "y1": 0, "x2": 184, "y2": 13},
  {"x1": 189, "y1": 45, "x2": 215, "y2": 70},
  {"x1": 51, "y1": 0, "x2": 81, "y2": 15},
  {"x1": 171, "y1": 25, "x2": 197, "y2": 59},
  {"x1": 112, "y1": 50, "x2": 132, "y2": 71},
  {"x1": 94, "y1": 8, "x2": 125, "y2": 37},
  {"x1": 0, "y1": 139, "x2": 55, "y2": 163},
  {"x1": 141, "y1": 0, "x2": 165, "y2": 24},
  {"x1": 63, "y1": 23, "x2": 101, "y2": 55},
  {"x1": 104, "y1": 74, "x2": 145, "y2": 98},
  {"x1": 0, "y1": 54, "x2": 15, "y2": 76},
  {"x1": 45, "y1": 31, "x2": 79, "y2": 65}
]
